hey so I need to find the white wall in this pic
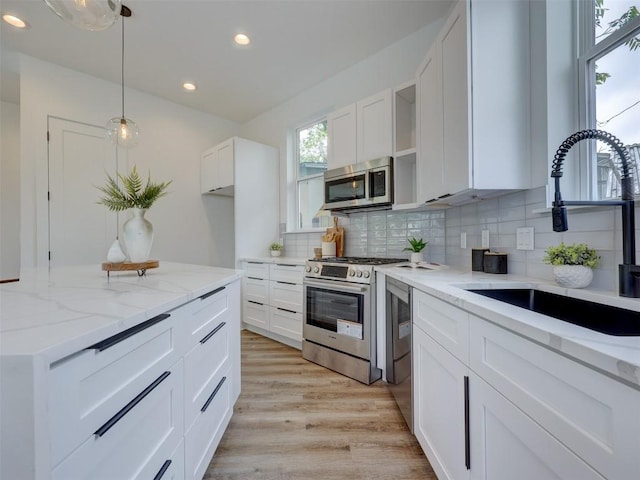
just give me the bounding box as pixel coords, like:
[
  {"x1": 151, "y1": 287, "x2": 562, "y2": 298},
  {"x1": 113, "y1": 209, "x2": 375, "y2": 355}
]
[
  {"x1": 240, "y1": 20, "x2": 443, "y2": 230},
  {"x1": 0, "y1": 101, "x2": 20, "y2": 280},
  {"x1": 18, "y1": 56, "x2": 240, "y2": 269}
]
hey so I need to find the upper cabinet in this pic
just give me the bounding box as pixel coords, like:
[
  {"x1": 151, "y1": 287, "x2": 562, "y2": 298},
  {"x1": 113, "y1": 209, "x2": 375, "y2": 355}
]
[
  {"x1": 327, "y1": 89, "x2": 392, "y2": 170},
  {"x1": 393, "y1": 81, "x2": 418, "y2": 207},
  {"x1": 201, "y1": 138, "x2": 234, "y2": 195},
  {"x1": 416, "y1": 0, "x2": 532, "y2": 205}
]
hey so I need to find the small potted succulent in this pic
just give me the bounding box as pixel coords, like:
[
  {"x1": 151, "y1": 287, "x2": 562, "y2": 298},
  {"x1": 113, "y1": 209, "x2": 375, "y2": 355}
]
[
  {"x1": 270, "y1": 242, "x2": 283, "y2": 257},
  {"x1": 543, "y1": 242, "x2": 600, "y2": 288},
  {"x1": 403, "y1": 237, "x2": 428, "y2": 264}
]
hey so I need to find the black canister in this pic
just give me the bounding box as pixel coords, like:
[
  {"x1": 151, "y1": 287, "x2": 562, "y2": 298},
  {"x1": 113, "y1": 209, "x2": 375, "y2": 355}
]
[
  {"x1": 483, "y1": 252, "x2": 508, "y2": 274},
  {"x1": 472, "y1": 248, "x2": 490, "y2": 271}
]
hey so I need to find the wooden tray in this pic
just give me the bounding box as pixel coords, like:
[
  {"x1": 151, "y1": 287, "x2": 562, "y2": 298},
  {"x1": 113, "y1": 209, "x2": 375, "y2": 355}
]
[{"x1": 102, "y1": 260, "x2": 159, "y2": 277}]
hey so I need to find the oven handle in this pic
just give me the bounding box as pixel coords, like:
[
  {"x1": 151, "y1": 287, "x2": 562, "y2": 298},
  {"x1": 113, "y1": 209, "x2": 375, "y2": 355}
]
[{"x1": 304, "y1": 278, "x2": 368, "y2": 293}]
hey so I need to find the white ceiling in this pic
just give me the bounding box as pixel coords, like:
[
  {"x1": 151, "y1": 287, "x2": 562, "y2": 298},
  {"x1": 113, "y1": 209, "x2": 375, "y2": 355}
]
[{"x1": 0, "y1": 0, "x2": 453, "y2": 123}]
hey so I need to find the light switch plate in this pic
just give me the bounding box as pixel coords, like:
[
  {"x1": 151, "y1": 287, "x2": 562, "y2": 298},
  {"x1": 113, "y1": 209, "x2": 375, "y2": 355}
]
[
  {"x1": 481, "y1": 230, "x2": 490, "y2": 248},
  {"x1": 460, "y1": 232, "x2": 467, "y2": 249},
  {"x1": 517, "y1": 227, "x2": 534, "y2": 250}
]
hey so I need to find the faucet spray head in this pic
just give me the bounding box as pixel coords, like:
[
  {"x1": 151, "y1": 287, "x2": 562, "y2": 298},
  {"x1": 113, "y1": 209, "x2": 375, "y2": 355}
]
[{"x1": 552, "y1": 178, "x2": 568, "y2": 232}]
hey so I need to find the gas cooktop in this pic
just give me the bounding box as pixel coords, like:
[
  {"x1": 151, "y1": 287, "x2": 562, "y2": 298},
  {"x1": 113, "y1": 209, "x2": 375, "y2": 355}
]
[{"x1": 311, "y1": 256, "x2": 407, "y2": 265}]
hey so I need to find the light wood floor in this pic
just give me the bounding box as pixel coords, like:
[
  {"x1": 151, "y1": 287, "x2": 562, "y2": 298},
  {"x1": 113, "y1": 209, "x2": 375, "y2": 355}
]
[{"x1": 205, "y1": 330, "x2": 436, "y2": 479}]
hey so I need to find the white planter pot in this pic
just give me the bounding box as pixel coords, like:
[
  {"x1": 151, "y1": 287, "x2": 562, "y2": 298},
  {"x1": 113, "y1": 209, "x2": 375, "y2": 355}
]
[
  {"x1": 410, "y1": 251, "x2": 424, "y2": 264},
  {"x1": 270, "y1": 250, "x2": 281, "y2": 257},
  {"x1": 122, "y1": 208, "x2": 154, "y2": 263},
  {"x1": 552, "y1": 265, "x2": 593, "y2": 289}
]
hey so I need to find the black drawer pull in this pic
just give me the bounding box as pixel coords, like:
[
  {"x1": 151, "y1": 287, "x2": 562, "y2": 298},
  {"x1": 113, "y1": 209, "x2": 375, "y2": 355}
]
[
  {"x1": 153, "y1": 460, "x2": 172, "y2": 480},
  {"x1": 200, "y1": 286, "x2": 225, "y2": 300},
  {"x1": 276, "y1": 280, "x2": 297, "y2": 286},
  {"x1": 200, "y1": 322, "x2": 226, "y2": 344},
  {"x1": 276, "y1": 307, "x2": 297, "y2": 314},
  {"x1": 275, "y1": 264, "x2": 297, "y2": 267},
  {"x1": 247, "y1": 300, "x2": 264, "y2": 305},
  {"x1": 94, "y1": 371, "x2": 171, "y2": 437},
  {"x1": 87, "y1": 314, "x2": 170, "y2": 352},
  {"x1": 201, "y1": 376, "x2": 227, "y2": 412},
  {"x1": 247, "y1": 261, "x2": 264, "y2": 264},
  {"x1": 247, "y1": 276, "x2": 265, "y2": 281},
  {"x1": 464, "y1": 375, "x2": 470, "y2": 470}
]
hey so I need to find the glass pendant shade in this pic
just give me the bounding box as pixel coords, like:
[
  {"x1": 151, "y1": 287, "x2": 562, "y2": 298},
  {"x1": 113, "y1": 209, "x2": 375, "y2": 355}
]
[
  {"x1": 43, "y1": 0, "x2": 122, "y2": 31},
  {"x1": 105, "y1": 116, "x2": 139, "y2": 148}
]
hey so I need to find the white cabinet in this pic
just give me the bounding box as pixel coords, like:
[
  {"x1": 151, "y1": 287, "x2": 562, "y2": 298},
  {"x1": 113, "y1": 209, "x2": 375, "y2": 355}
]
[
  {"x1": 201, "y1": 138, "x2": 234, "y2": 195},
  {"x1": 327, "y1": 89, "x2": 392, "y2": 170},
  {"x1": 393, "y1": 81, "x2": 418, "y2": 207},
  {"x1": 242, "y1": 261, "x2": 304, "y2": 346},
  {"x1": 416, "y1": 0, "x2": 532, "y2": 205},
  {"x1": 412, "y1": 287, "x2": 640, "y2": 480}
]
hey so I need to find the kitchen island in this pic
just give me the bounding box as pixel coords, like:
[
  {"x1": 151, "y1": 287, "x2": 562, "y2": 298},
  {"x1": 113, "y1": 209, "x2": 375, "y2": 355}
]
[
  {"x1": 0, "y1": 262, "x2": 242, "y2": 480},
  {"x1": 379, "y1": 265, "x2": 640, "y2": 480}
]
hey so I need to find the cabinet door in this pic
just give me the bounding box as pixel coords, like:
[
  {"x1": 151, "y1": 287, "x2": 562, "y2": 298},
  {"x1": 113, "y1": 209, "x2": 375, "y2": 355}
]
[
  {"x1": 441, "y1": 1, "x2": 470, "y2": 196},
  {"x1": 327, "y1": 103, "x2": 357, "y2": 170},
  {"x1": 200, "y1": 147, "x2": 217, "y2": 194},
  {"x1": 469, "y1": 374, "x2": 605, "y2": 480},
  {"x1": 356, "y1": 89, "x2": 392, "y2": 163},
  {"x1": 413, "y1": 325, "x2": 470, "y2": 480},
  {"x1": 416, "y1": 42, "x2": 444, "y2": 202},
  {"x1": 216, "y1": 138, "x2": 234, "y2": 190}
]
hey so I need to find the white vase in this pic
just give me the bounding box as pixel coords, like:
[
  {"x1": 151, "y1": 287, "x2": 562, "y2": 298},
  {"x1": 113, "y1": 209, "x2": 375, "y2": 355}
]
[
  {"x1": 106, "y1": 238, "x2": 127, "y2": 263},
  {"x1": 271, "y1": 250, "x2": 281, "y2": 257},
  {"x1": 410, "y1": 251, "x2": 424, "y2": 264},
  {"x1": 122, "y1": 208, "x2": 154, "y2": 263},
  {"x1": 552, "y1": 265, "x2": 593, "y2": 289}
]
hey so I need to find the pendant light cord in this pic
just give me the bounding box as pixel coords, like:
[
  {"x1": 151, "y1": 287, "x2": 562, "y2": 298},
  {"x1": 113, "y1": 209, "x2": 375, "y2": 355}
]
[{"x1": 121, "y1": 13, "x2": 125, "y2": 119}]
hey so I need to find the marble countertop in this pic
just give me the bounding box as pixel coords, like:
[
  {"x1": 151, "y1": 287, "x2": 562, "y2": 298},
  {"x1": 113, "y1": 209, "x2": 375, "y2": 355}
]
[
  {"x1": 239, "y1": 256, "x2": 308, "y2": 265},
  {"x1": 379, "y1": 264, "x2": 640, "y2": 388},
  {"x1": 0, "y1": 262, "x2": 242, "y2": 362}
]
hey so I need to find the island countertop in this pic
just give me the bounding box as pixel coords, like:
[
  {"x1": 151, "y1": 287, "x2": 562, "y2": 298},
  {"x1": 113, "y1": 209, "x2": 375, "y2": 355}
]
[{"x1": 0, "y1": 262, "x2": 242, "y2": 362}]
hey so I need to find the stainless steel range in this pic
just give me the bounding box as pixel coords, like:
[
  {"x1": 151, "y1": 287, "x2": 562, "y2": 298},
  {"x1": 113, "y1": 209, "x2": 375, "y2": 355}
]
[{"x1": 302, "y1": 256, "x2": 406, "y2": 384}]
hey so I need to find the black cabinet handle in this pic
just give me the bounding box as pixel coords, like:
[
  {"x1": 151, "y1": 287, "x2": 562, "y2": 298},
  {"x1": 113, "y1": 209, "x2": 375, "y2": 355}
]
[
  {"x1": 247, "y1": 300, "x2": 264, "y2": 306},
  {"x1": 87, "y1": 314, "x2": 170, "y2": 352},
  {"x1": 200, "y1": 322, "x2": 226, "y2": 344},
  {"x1": 200, "y1": 286, "x2": 225, "y2": 300},
  {"x1": 276, "y1": 307, "x2": 297, "y2": 314},
  {"x1": 275, "y1": 264, "x2": 297, "y2": 268},
  {"x1": 247, "y1": 276, "x2": 265, "y2": 281},
  {"x1": 464, "y1": 375, "x2": 470, "y2": 470},
  {"x1": 94, "y1": 371, "x2": 171, "y2": 437},
  {"x1": 276, "y1": 280, "x2": 297, "y2": 286},
  {"x1": 201, "y1": 376, "x2": 227, "y2": 412},
  {"x1": 152, "y1": 460, "x2": 172, "y2": 480}
]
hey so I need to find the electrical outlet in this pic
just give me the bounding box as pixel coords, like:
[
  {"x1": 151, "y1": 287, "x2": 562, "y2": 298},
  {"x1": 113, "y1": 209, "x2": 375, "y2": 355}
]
[
  {"x1": 460, "y1": 232, "x2": 467, "y2": 249},
  {"x1": 516, "y1": 227, "x2": 534, "y2": 250},
  {"x1": 481, "y1": 230, "x2": 490, "y2": 248}
]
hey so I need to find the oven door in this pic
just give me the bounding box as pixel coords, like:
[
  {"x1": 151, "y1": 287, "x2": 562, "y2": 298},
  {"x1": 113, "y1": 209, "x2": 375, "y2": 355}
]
[{"x1": 303, "y1": 278, "x2": 371, "y2": 360}]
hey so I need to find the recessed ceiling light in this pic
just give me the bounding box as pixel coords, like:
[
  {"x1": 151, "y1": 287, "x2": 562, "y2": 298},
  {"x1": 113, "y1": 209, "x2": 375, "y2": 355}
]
[
  {"x1": 3, "y1": 14, "x2": 28, "y2": 28},
  {"x1": 234, "y1": 33, "x2": 250, "y2": 46},
  {"x1": 183, "y1": 82, "x2": 197, "y2": 92}
]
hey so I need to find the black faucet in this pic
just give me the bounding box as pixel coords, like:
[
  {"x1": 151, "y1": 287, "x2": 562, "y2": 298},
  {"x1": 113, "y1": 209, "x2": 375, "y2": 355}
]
[{"x1": 551, "y1": 129, "x2": 640, "y2": 298}]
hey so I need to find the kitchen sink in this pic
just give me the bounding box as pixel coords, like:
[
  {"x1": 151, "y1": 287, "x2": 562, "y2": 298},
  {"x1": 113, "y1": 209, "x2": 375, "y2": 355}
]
[
  {"x1": 467, "y1": 288, "x2": 640, "y2": 336},
  {"x1": 398, "y1": 264, "x2": 433, "y2": 270}
]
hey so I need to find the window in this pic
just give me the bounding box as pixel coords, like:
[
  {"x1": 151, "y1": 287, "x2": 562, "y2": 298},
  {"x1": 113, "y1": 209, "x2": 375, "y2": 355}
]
[
  {"x1": 579, "y1": 0, "x2": 640, "y2": 199},
  {"x1": 296, "y1": 119, "x2": 329, "y2": 229}
]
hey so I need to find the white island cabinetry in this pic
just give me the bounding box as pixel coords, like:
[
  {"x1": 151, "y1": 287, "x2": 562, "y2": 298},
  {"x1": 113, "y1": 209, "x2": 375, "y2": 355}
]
[
  {"x1": 0, "y1": 263, "x2": 241, "y2": 480},
  {"x1": 412, "y1": 288, "x2": 638, "y2": 480}
]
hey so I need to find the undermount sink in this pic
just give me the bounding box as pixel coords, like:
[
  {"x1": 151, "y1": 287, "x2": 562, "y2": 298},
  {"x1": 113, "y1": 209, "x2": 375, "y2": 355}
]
[
  {"x1": 398, "y1": 264, "x2": 433, "y2": 270},
  {"x1": 467, "y1": 288, "x2": 640, "y2": 336}
]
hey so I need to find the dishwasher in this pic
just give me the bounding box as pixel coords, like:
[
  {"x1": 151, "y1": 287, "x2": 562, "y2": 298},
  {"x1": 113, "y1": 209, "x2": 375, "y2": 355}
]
[{"x1": 385, "y1": 277, "x2": 412, "y2": 431}]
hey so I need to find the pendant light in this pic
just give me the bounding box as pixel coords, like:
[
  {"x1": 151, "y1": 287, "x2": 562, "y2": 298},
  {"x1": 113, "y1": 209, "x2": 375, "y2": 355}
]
[
  {"x1": 105, "y1": 5, "x2": 140, "y2": 148},
  {"x1": 43, "y1": 0, "x2": 122, "y2": 31}
]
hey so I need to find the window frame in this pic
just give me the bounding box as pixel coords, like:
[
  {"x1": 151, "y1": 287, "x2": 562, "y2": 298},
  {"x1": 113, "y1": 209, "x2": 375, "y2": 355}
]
[
  {"x1": 577, "y1": 0, "x2": 640, "y2": 199},
  {"x1": 294, "y1": 117, "x2": 328, "y2": 231}
]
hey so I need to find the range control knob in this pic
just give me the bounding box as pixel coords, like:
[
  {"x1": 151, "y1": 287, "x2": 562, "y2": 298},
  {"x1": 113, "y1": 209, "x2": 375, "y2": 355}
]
[
  {"x1": 349, "y1": 270, "x2": 356, "y2": 277},
  {"x1": 305, "y1": 266, "x2": 312, "y2": 273},
  {"x1": 356, "y1": 271, "x2": 363, "y2": 278},
  {"x1": 313, "y1": 267, "x2": 320, "y2": 273},
  {"x1": 363, "y1": 271, "x2": 370, "y2": 278}
]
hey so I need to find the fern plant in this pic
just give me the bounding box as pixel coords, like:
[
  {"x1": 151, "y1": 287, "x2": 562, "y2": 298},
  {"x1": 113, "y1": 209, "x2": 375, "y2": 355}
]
[{"x1": 97, "y1": 166, "x2": 171, "y2": 211}]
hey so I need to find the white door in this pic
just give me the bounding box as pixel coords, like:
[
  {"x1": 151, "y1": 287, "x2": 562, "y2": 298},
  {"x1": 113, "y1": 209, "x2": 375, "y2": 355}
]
[{"x1": 48, "y1": 117, "x2": 118, "y2": 267}]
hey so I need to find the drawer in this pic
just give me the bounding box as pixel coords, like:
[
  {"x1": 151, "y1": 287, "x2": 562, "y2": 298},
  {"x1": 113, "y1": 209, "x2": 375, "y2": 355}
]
[
  {"x1": 49, "y1": 313, "x2": 180, "y2": 467},
  {"x1": 269, "y1": 281, "x2": 303, "y2": 313},
  {"x1": 149, "y1": 440, "x2": 185, "y2": 480},
  {"x1": 52, "y1": 359, "x2": 184, "y2": 480},
  {"x1": 244, "y1": 261, "x2": 269, "y2": 280},
  {"x1": 184, "y1": 318, "x2": 230, "y2": 431},
  {"x1": 470, "y1": 318, "x2": 640, "y2": 480},
  {"x1": 185, "y1": 365, "x2": 233, "y2": 480},
  {"x1": 413, "y1": 289, "x2": 469, "y2": 363},
  {"x1": 244, "y1": 276, "x2": 269, "y2": 304},
  {"x1": 243, "y1": 300, "x2": 269, "y2": 330},
  {"x1": 185, "y1": 284, "x2": 232, "y2": 350},
  {"x1": 269, "y1": 306, "x2": 302, "y2": 342},
  {"x1": 269, "y1": 263, "x2": 304, "y2": 284}
]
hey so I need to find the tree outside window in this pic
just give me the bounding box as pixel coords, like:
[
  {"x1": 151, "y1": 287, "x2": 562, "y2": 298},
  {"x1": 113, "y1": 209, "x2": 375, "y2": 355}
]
[{"x1": 296, "y1": 120, "x2": 329, "y2": 229}]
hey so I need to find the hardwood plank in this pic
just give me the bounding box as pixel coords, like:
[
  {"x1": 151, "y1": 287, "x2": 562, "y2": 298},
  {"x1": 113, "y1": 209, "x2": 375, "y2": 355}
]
[{"x1": 206, "y1": 330, "x2": 436, "y2": 479}]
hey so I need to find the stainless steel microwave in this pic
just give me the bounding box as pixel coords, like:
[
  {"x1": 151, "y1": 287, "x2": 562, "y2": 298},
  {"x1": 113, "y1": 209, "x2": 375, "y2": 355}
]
[{"x1": 323, "y1": 157, "x2": 393, "y2": 211}]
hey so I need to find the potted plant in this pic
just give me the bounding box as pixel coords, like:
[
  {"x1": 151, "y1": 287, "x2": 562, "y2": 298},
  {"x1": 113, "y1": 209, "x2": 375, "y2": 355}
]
[
  {"x1": 543, "y1": 242, "x2": 600, "y2": 288},
  {"x1": 403, "y1": 237, "x2": 428, "y2": 264},
  {"x1": 270, "y1": 242, "x2": 283, "y2": 257},
  {"x1": 97, "y1": 166, "x2": 171, "y2": 263}
]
